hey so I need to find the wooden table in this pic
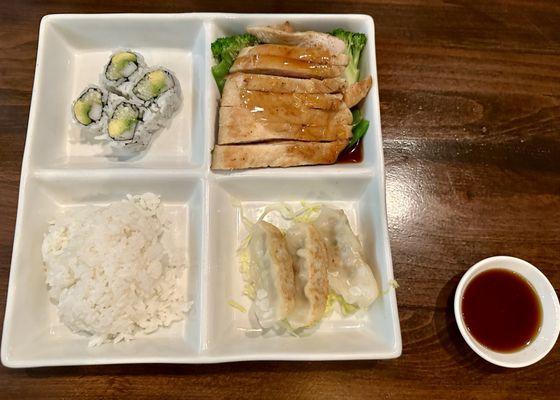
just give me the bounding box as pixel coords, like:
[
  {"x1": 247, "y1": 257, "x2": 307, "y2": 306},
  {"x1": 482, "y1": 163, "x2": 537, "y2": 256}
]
[{"x1": 1, "y1": 1, "x2": 559, "y2": 398}]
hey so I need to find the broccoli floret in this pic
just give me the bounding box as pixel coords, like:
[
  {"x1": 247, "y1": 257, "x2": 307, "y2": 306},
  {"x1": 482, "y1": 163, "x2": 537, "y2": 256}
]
[
  {"x1": 330, "y1": 29, "x2": 367, "y2": 85},
  {"x1": 211, "y1": 34, "x2": 260, "y2": 92},
  {"x1": 347, "y1": 109, "x2": 369, "y2": 148}
]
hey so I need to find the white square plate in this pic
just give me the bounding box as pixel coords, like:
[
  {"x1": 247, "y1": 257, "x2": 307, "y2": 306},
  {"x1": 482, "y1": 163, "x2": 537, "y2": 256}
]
[{"x1": 1, "y1": 13, "x2": 401, "y2": 367}]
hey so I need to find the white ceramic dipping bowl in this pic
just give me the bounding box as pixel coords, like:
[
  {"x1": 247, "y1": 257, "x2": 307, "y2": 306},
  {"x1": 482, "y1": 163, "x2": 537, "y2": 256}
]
[{"x1": 454, "y1": 256, "x2": 560, "y2": 368}]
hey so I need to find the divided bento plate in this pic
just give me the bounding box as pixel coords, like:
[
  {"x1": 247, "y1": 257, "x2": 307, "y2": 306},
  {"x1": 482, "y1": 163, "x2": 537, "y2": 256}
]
[{"x1": 1, "y1": 13, "x2": 401, "y2": 367}]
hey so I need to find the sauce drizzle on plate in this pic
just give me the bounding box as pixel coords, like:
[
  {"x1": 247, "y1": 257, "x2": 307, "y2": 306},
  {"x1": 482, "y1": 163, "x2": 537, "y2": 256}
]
[{"x1": 337, "y1": 140, "x2": 363, "y2": 163}]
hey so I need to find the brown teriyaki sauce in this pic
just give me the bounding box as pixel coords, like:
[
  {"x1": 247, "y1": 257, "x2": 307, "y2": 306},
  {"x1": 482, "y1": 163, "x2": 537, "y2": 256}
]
[
  {"x1": 337, "y1": 140, "x2": 363, "y2": 163},
  {"x1": 461, "y1": 268, "x2": 542, "y2": 353}
]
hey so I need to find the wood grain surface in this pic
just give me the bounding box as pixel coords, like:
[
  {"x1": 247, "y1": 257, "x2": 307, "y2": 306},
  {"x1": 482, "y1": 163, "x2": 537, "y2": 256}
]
[{"x1": 1, "y1": 1, "x2": 559, "y2": 399}]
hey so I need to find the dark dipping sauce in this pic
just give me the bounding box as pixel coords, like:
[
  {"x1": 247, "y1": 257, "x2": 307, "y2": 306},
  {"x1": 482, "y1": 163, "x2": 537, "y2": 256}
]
[
  {"x1": 461, "y1": 269, "x2": 542, "y2": 353},
  {"x1": 337, "y1": 140, "x2": 363, "y2": 163}
]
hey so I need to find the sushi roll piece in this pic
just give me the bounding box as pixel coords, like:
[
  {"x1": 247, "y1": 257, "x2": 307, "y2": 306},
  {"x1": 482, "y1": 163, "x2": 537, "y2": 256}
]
[
  {"x1": 101, "y1": 96, "x2": 155, "y2": 151},
  {"x1": 130, "y1": 68, "x2": 181, "y2": 131},
  {"x1": 72, "y1": 85, "x2": 108, "y2": 132},
  {"x1": 106, "y1": 100, "x2": 141, "y2": 142},
  {"x1": 101, "y1": 50, "x2": 146, "y2": 97}
]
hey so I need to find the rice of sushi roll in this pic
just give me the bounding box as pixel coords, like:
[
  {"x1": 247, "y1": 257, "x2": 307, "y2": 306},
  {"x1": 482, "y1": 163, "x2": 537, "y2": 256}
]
[
  {"x1": 101, "y1": 50, "x2": 146, "y2": 97},
  {"x1": 130, "y1": 68, "x2": 181, "y2": 131},
  {"x1": 72, "y1": 85, "x2": 108, "y2": 132}
]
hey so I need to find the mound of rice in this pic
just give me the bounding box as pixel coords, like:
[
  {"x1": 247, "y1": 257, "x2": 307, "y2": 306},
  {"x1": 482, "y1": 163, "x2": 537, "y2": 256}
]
[{"x1": 41, "y1": 193, "x2": 190, "y2": 346}]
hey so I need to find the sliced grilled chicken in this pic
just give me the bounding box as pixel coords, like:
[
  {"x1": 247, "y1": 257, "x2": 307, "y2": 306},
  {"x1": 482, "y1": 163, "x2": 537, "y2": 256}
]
[
  {"x1": 238, "y1": 45, "x2": 348, "y2": 66},
  {"x1": 219, "y1": 104, "x2": 352, "y2": 127},
  {"x1": 231, "y1": 55, "x2": 345, "y2": 79},
  {"x1": 224, "y1": 73, "x2": 346, "y2": 95},
  {"x1": 211, "y1": 140, "x2": 348, "y2": 170},
  {"x1": 221, "y1": 89, "x2": 343, "y2": 111},
  {"x1": 273, "y1": 21, "x2": 295, "y2": 32},
  {"x1": 343, "y1": 76, "x2": 373, "y2": 108},
  {"x1": 247, "y1": 25, "x2": 346, "y2": 54},
  {"x1": 218, "y1": 121, "x2": 351, "y2": 144}
]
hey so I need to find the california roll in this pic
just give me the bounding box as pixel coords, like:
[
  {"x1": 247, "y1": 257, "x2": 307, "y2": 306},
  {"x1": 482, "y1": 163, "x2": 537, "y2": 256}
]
[
  {"x1": 101, "y1": 50, "x2": 146, "y2": 97},
  {"x1": 131, "y1": 68, "x2": 181, "y2": 131},
  {"x1": 72, "y1": 85, "x2": 108, "y2": 132}
]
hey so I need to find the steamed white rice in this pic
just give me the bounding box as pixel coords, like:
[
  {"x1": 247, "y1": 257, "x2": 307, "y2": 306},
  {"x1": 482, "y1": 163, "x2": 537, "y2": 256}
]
[{"x1": 41, "y1": 193, "x2": 190, "y2": 346}]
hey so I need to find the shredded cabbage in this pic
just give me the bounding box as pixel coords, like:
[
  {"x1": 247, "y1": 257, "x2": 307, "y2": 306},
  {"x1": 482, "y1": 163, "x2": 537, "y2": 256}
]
[
  {"x1": 237, "y1": 327, "x2": 263, "y2": 333},
  {"x1": 237, "y1": 246, "x2": 256, "y2": 300},
  {"x1": 382, "y1": 279, "x2": 400, "y2": 295},
  {"x1": 293, "y1": 201, "x2": 322, "y2": 223},
  {"x1": 324, "y1": 292, "x2": 360, "y2": 316},
  {"x1": 228, "y1": 300, "x2": 247, "y2": 313},
  {"x1": 256, "y1": 201, "x2": 323, "y2": 223}
]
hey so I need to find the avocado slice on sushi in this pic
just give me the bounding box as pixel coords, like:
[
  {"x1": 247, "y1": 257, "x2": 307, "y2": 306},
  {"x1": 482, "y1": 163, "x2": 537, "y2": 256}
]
[
  {"x1": 133, "y1": 69, "x2": 175, "y2": 102},
  {"x1": 105, "y1": 51, "x2": 139, "y2": 81},
  {"x1": 108, "y1": 102, "x2": 140, "y2": 141},
  {"x1": 73, "y1": 88, "x2": 104, "y2": 126},
  {"x1": 73, "y1": 100, "x2": 92, "y2": 125}
]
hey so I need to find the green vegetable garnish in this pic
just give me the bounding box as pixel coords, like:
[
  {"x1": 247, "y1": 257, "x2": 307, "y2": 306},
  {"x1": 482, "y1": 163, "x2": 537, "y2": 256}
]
[
  {"x1": 210, "y1": 34, "x2": 260, "y2": 92},
  {"x1": 330, "y1": 29, "x2": 367, "y2": 85},
  {"x1": 351, "y1": 108, "x2": 362, "y2": 126},
  {"x1": 347, "y1": 109, "x2": 369, "y2": 148}
]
